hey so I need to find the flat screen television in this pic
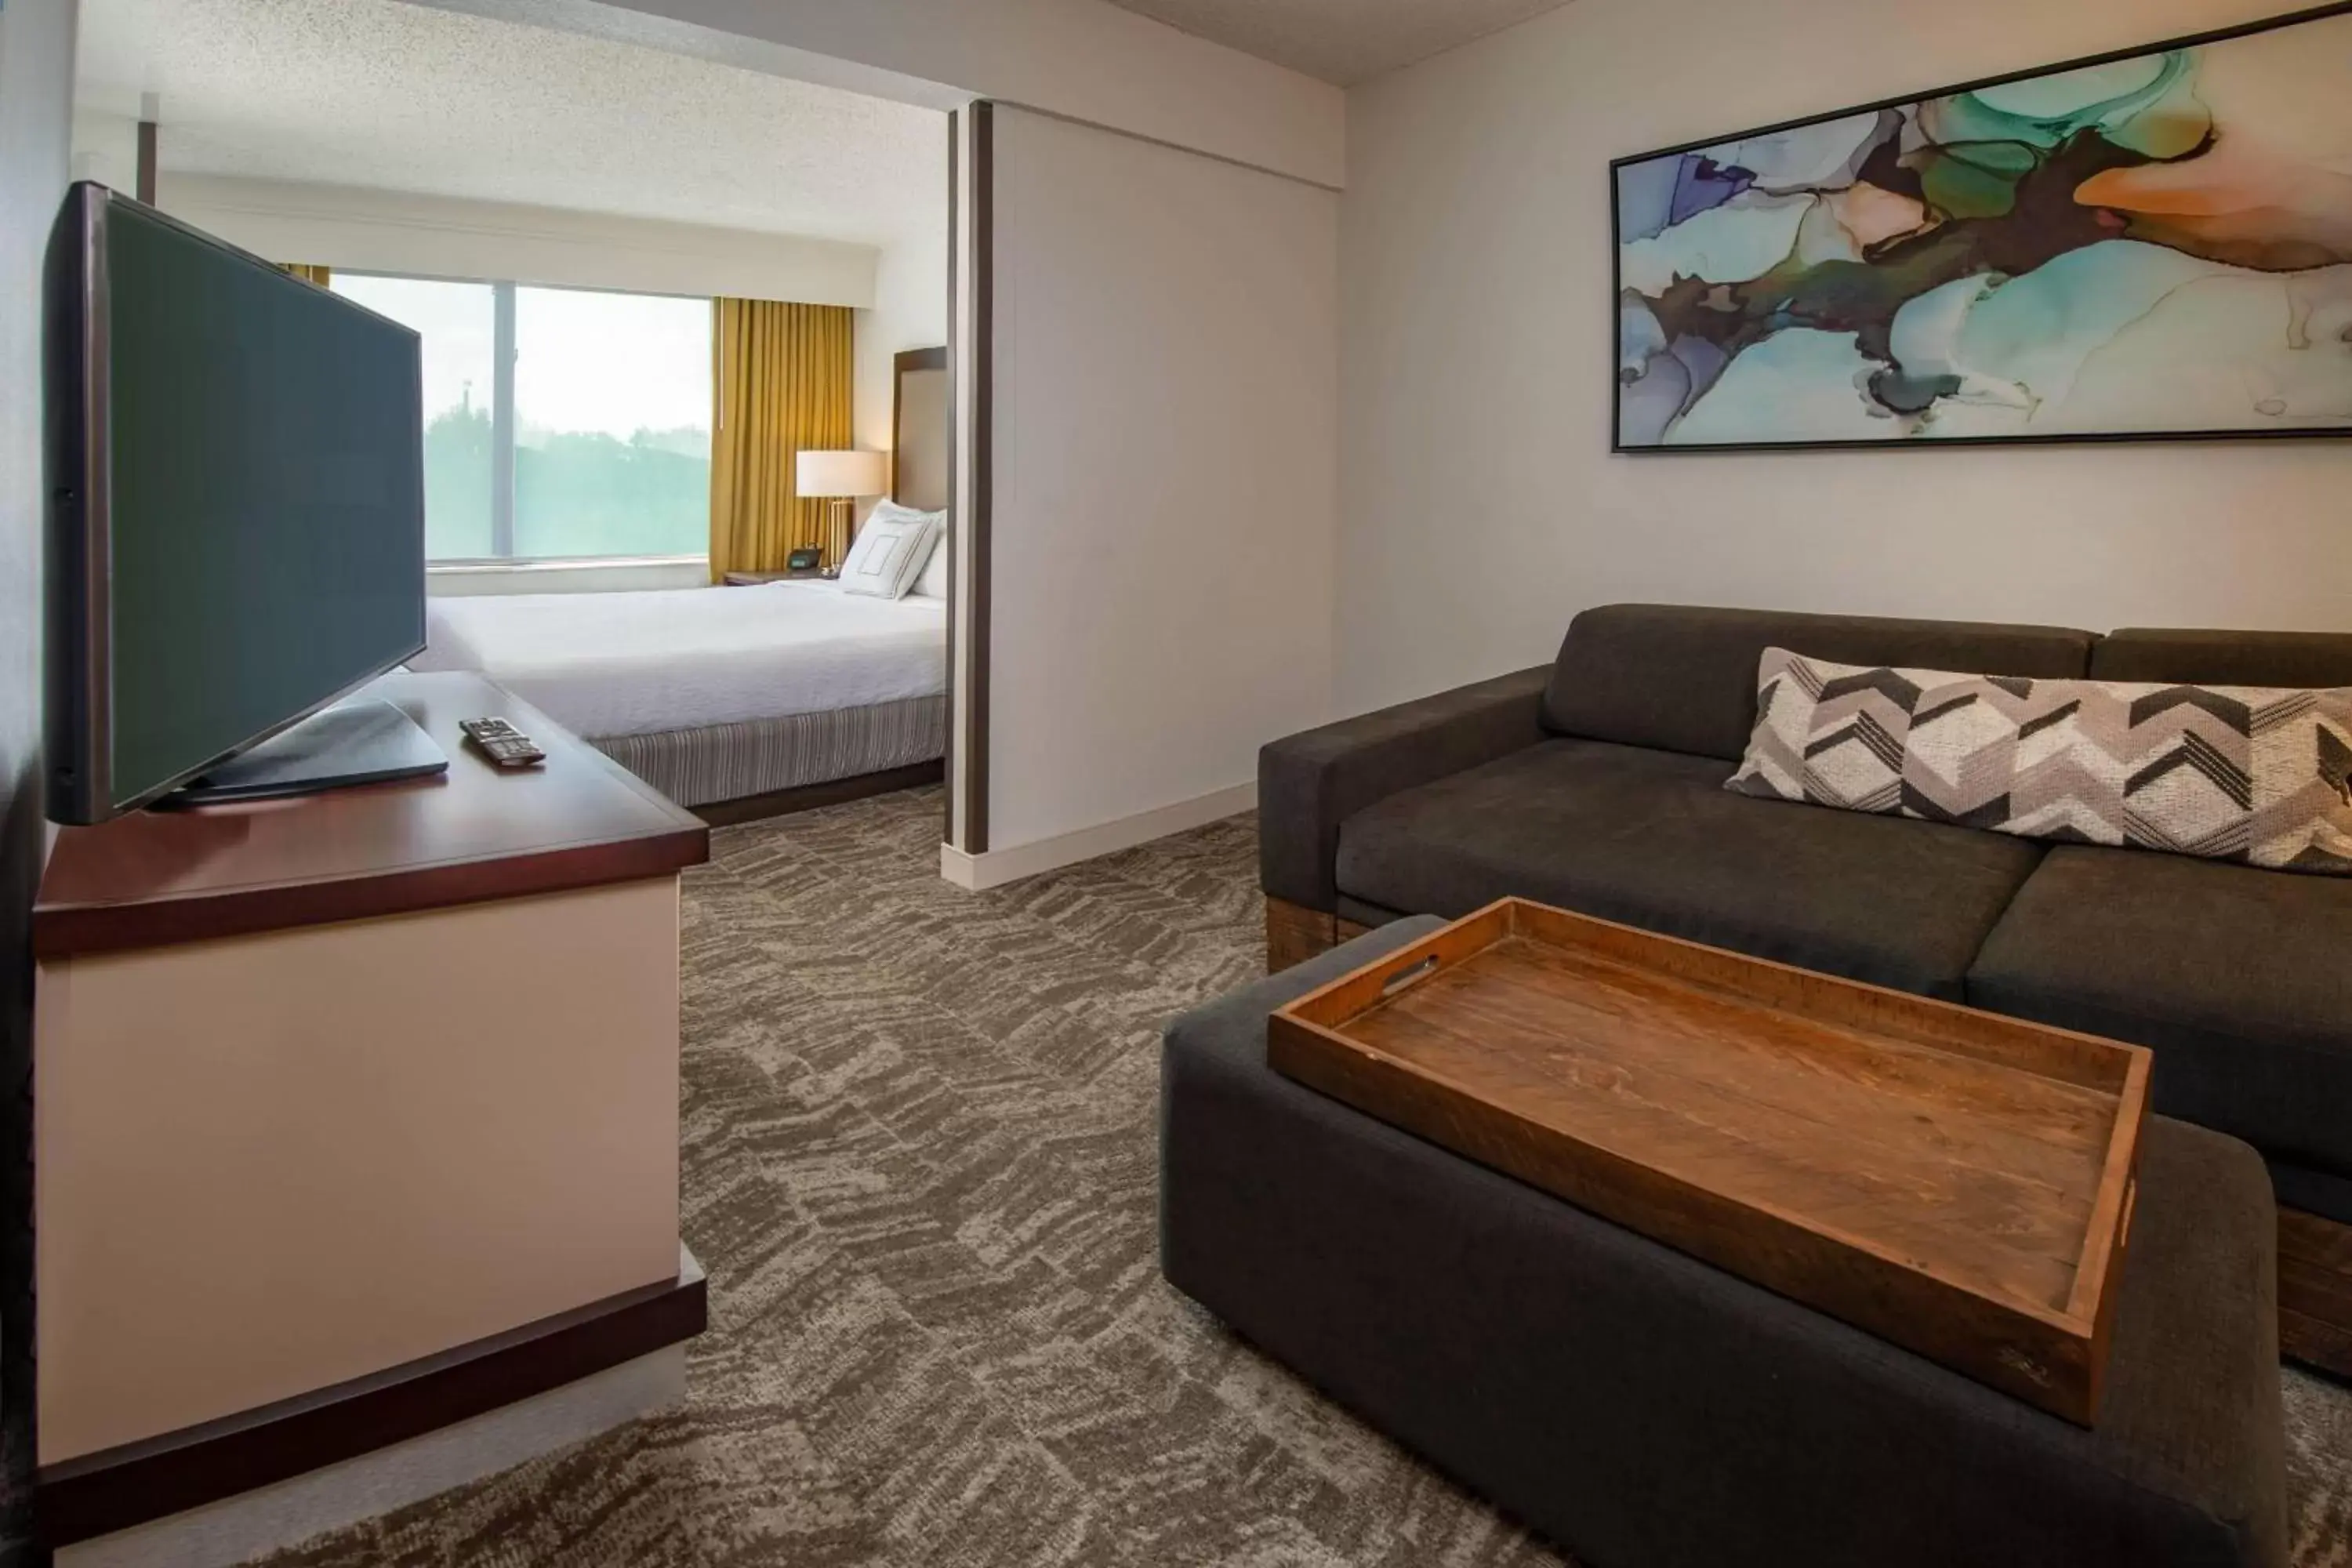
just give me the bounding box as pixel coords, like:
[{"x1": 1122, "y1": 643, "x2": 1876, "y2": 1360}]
[{"x1": 45, "y1": 183, "x2": 444, "y2": 826}]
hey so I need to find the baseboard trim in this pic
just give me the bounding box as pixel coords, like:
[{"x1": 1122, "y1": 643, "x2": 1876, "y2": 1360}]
[
  {"x1": 38, "y1": 1247, "x2": 707, "y2": 1548},
  {"x1": 57, "y1": 1346, "x2": 686, "y2": 1568},
  {"x1": 940, "y1": 782, "x2": 1255, "y2": 891}
]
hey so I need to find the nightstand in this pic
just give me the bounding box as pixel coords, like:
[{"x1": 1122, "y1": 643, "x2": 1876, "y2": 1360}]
[{"x1": 723, "y1": 568, "x2": 829, "y2": 586}]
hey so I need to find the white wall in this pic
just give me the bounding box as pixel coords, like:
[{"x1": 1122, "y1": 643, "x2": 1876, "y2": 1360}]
[
  {"x1": 985, "y1": 106, "x2": 1338, "y2": 852},
  {"x1": 854, "y1": 223, "x2": 951, "y2": 522},
  {"x1": 3, "y1": 0, "x2": 78, "y2": 793},
  {"x1": 149, "y1": 172, "x2": 878, "y2": 307},
  {"x1": 0, "y1": 2, "x2": 78, "y2": 1547},
  {"x1": 69, "y1": 103, "x2": 132, "y2": 188},
  {"x1": 425, "y1": 0, "x2": 1345, "y2": 188},
  {"x1": 1338, "y1": 0, "x2": 2352, "y2": 714}
]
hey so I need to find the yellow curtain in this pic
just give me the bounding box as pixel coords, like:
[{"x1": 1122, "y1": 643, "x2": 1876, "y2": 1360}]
[
  {"x1": 279, "y1": 263, "x2": 331, "y2": 287},
  {"x1": 709, "y1": 299, "x2": 855, "y2": 579}
]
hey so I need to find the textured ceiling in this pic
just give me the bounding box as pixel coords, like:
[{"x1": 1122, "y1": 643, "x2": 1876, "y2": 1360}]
[
  {"x1": 74, "y1": 0, "x2": 946, "y2": 247},
  {"x1": 1101, "y1": 0, "x2": 1576, "y2": 85}
]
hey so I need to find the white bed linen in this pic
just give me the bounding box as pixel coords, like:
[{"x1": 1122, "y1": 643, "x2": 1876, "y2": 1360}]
[{"x1": 408, "y1": 581, "x2": 947, "y2": 739}]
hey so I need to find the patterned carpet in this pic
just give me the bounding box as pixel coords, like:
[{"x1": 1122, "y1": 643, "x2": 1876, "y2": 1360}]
[{"x1": 265, "y1": 786, "x2": 2352, "y2": 1566}]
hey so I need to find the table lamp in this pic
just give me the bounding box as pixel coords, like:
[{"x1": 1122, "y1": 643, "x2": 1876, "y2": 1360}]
[{"x1": 796, "y1": 449, "x2": 888, "y2": 569}]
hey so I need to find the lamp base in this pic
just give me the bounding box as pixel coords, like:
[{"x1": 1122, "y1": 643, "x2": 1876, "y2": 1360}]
[{"x1": 826, "y1": 500, "x2": 854, "y2": 569}]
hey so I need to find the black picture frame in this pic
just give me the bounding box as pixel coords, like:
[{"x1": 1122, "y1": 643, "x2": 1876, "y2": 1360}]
[{"x1": 1609, "y1": 0, "x2": 2352, "y2": 454}]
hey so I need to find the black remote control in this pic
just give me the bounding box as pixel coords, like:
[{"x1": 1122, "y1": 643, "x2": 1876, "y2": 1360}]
[{"x1": 459, "y1": 717, "x2": 546, "y2": 768}]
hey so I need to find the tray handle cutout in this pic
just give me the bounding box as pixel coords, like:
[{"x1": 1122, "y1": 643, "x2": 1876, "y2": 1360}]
[{"x1": 1381, "y1": 955, "x2": 1440, "y2": 998}]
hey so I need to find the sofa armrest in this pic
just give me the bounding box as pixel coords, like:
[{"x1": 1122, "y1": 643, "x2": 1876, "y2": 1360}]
[{"x1": 1259, "y1": 666, "x2": 1552, "y2": 912}]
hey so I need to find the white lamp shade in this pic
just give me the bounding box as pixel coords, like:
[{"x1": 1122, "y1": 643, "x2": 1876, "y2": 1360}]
[{"x1": 796, "y1": 449, "x2": 887, "y2": 499}]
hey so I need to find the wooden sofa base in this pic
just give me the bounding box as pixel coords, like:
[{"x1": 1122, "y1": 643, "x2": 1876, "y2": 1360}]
[
  {"x1": 1265, "y1": 895, "x2": 1370, "y2": 973},
  {"x1": 2281, "y1": 1208, "x2": 2352, "y2": 1382},
  {"x1": 1262, "y1": 896, "x2": 2352, "y2": 1385}
]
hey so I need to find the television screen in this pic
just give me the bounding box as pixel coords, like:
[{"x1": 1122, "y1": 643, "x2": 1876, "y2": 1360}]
[{"x1": 47, "y1": 185, "x2": 427, "y2": 822}]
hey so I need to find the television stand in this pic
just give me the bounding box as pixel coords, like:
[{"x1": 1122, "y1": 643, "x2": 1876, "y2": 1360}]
[
  {"x1": 167, "y1": 696, "x2": 448, "y2": 807},
  {"x1": 31, "y1": 672, "x2": 708, "y2": 1553}
]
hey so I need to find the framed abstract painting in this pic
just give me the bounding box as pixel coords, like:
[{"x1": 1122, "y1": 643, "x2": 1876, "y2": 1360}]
[{"x1": 1612, "y1": 2, "x2": 2352, "y2": 451}]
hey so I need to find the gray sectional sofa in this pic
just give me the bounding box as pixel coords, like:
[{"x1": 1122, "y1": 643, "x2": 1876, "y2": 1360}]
[{"x1": 1258, "y1": 603, "x2": 2352, "y2": 1370}]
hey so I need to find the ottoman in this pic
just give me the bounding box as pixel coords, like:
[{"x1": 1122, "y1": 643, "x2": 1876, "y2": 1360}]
[{"x1": 1160, "y1": 919, "x2": 2288, "y2": 1568}]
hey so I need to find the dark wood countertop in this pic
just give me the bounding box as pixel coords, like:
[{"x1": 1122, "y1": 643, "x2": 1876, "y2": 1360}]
[{"x1": 35, "y1": 671, "x2": 709, "y2": 959}]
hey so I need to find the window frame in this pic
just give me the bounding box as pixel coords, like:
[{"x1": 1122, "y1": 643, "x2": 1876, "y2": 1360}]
[{"x1": 335, "y1": 268, "x2": 713, "y2": 568}]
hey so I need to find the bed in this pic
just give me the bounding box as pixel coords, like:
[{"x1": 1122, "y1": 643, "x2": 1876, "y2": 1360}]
[
  {"x1": 408, "y1": 345, "x2": 954, "y2": 816},
  {"x1": 408, "y1": 578, "x2": 947, "y2": 811}
]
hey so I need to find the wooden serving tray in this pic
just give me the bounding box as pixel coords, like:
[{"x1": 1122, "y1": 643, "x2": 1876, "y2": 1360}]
[{"x1": 1269, "y1": 898, "x2": 2150, "y2": 1425}]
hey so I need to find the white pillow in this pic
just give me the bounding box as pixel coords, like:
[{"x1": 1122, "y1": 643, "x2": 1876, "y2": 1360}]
[
  {"x1": 911, "y1": 528, "x2": 949, "y2": 599},
  {"x1": 862, "y1": 499, "x2": 949, "y2": 599},
  {"x1": 866, "y1": 498, "x2": 926, "y2": 524},
  {"x1": 837, "y1": 509, "x2": 938, "y2": 600}
]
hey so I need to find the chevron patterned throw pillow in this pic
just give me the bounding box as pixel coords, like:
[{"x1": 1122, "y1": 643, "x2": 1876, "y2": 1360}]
[{"x1": 1726, "y1": 647, "x2": 2352, "y2": 874}]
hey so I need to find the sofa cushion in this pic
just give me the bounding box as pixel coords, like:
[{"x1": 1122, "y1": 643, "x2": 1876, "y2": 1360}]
[
  {"x1": 1259, "y1": 666, "x2": 1552, "y2": 913},
  {"x1": 1726, "y1": 646, "x2": 2352, "y2": 874},
  {"x1": 1542, "y1": 604, "x2": 2096, "y2": 762},
  {"x1": 2096, "y1": 627, "x2": 2352, "y2": 688},
  {"x1": 1334, "y1": 738, "x2": 2046, "y2": 998},
  {"x1": 1969, "y1": 844, "x2": 2352, "y2": 1184}
]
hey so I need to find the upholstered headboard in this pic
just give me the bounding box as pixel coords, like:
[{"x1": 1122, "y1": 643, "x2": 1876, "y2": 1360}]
[{"x1": 891, "y1": 347, "x2": 949, "y2": 510}]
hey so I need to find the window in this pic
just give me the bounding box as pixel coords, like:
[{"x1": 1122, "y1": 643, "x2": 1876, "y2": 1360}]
[
  {"x1": 515, "y1": 288, "x2": 713, "y2": 560},
  {"x1": 328, "y1": 276, "x2": 496, "y2": 561},
  {"x1": 332, "y1": 274, "x2": 713, "y2": 563}
]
